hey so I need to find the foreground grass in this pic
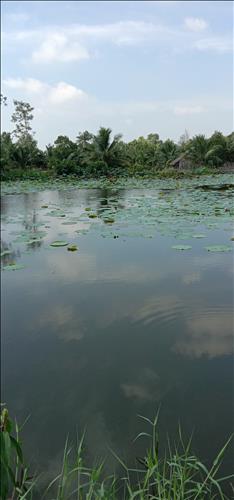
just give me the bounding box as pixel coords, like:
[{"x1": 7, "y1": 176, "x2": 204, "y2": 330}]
[{"x1": 1, "y1": 407, "x2": 233, "y2": 500}]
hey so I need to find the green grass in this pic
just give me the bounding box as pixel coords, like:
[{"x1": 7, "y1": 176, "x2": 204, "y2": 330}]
[
  {"x1": 1, "y1": 406, "x2": 233, "y2": 499},
  {"x1": 1, "y1": 165, "x2": 221, "y2": 182},
  {"x1": 1, "y1": 168, "x2": 55, "y2": 181}
]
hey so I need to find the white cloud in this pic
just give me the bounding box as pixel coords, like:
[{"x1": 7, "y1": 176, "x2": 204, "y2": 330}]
[
  {"x1": 2, "y1": 77, "x2": 232, "y2": 147},
  {"x1": 3, "y1": 77, "x2": 87, "y2": 105},
  {"x1": 49, "y1": 82, "x2": 86, "y2": 104},
  {"x1": 174, "y1": 105, "x2": 204, "y2": 116},
  {"x1": 174, "y1": 312, "x2": 233, "y2": 358},
  {"x1": 3, "y1": 77, "x2": 46, "y2": 93},
  {"x1": 184, "y1": 17, "x2": 207, "y2": 32},
  {"x1": 32, "y1": 33, "x2": 90, "y2": 63},
  {"x1": 194, "y1": 36, "x2": 233, "y2": 53},
  {"x1": 3, "y1": 20, "x2": 232, "y2": 63}
]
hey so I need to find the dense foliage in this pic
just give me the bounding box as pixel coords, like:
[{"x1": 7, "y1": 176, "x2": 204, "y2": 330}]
[{"x1": 1, "y1": 97, "x2": 233, "y2": 179}]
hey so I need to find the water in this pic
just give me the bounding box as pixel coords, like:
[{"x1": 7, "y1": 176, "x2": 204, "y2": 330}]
[{"x1": 1, "y1": 178, "x2": 234, "y2": 490}]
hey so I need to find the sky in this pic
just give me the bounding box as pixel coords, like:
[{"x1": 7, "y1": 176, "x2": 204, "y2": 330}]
[{"x1": 1, "y1": 0, "x2": 233, "y2": 148}]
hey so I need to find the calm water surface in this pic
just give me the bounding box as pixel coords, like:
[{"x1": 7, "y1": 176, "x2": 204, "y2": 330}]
[{"x1": 1, "y1": 180, "x2": 234, "y2": 488}]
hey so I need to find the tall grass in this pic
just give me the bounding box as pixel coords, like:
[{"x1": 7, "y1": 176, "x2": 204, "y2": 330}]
[{"x1": 1, "y1": 406, "x2": 233, "y2": 499}]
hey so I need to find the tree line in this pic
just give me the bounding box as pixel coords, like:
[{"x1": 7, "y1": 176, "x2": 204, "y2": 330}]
[{"x1": 1, "y1": 95, "x2": 233, "y2": 179}]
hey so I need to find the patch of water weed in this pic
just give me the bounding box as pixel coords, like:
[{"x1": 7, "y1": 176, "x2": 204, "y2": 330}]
[
  {"x1": 192, "y1": 234, "x2": 206, "y2": 238},
  {"x1": 0, "y1": 250, "x2": 11, "y2": 257},
  {"x1": 204, "y1": 245, "x2": 232, "y2": 252},
  {"x1": 67, "y1": 244, "x2": 78, "y2": 251},
  {"x1": 2, "y1": 263, "x2": 25, "y2": 271},
  {"x1": 50, "y1": 241, "x2": 69, "y2": 247}
]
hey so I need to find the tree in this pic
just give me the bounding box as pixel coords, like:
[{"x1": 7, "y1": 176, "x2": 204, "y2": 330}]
[
  {"x1": 225, "y1": 133, "x2": 234, "y2": 162},
  {"x1": 147, "y1": 133, "x2": 160, "y2": 145},
  {"x1": 126, "y1": 136, "x2": 160, "y2": 173},
  {"x1": 157, "y1": 139, "x2": 178, "y2": 167},
  {"x1": 76, "y1": 131, "x2": 94, "y2": 147},
  {"x1": 0, "y1": 94, "x2": 7, "y2": 106},
  {"x1": 90, "y1": 127, "x2": 125, "y2": 175},
  {"x1": 0, "y1": 132, "x2": 15, "y2": 172},
  {"x1": 186, "y1": 133, "x2": 227, "y2": 167},
  {"x1": 47, "y1": 135, "x2": 80, "y2": 175},
  {"x1": 11, "y1": 100, "x2": 34, "y2": 142}
]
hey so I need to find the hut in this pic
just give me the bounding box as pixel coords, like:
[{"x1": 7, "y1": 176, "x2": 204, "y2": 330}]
[{"x1": 170, "y1": 153, "x2": 191, "y2": 170}]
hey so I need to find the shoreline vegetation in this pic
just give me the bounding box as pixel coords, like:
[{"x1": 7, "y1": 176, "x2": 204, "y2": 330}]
[
  {"x1": 1, "y1": 96, "x2": 234, "y2": 182},
  {"x1": 1, "y1": 407, "x2": 233, "y2": 500}
]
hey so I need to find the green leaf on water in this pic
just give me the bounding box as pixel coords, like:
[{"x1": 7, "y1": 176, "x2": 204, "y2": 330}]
[
  {"x1": 2, "y1": 264, "x2": 25, "y2": 271},
  {"x1": 67, "y1": 244, "x2": 78, "y2": 252},
  {"x1": 192, "y1": 234, "x2": 206, "y2": 238},
  {"x1": 27, "y1": 238, "x2": 43, "y2": 245},
  {"x1": 50, "y1": 241, "x2": 68, "y2": 247},
  {"x1": 1, "y1": 250, "x2": 11, "y2": 257},
  {"x1": 171, "y1": 245, "x2": 192, "y2": 251},
  {"x1": 88, "y1": 214, "x2": 97, "y2": 219},
  {"x1": 104, "y1": 218, "x2": 115, "y2": 224},
  {"x1": 205, "y1": 245, "x2": 232, "y2": 252}
]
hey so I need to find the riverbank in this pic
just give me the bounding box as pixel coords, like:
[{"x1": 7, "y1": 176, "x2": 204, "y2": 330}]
[
  {"x1": 1, "y1": 172, "x2": 234, "y2": 196},
  {"x1": 2, "y1": 164, "x2": 234, "y2": 183}
]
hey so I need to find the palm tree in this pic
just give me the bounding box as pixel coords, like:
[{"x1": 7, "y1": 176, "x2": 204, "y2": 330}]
[
  {"x1": 187, "y1": 134, "x2": 225, "y2": 167},
  {"x1": 91, "y1": 127, "x2": 124, "y2": 174},
  {"x1": 158, "y1": 139, "x2": 178, "y2": 167}
]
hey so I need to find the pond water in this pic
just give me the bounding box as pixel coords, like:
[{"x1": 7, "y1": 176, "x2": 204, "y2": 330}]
[{"x1": 1, "y1": 175, "x2": 234, "y2": 490}]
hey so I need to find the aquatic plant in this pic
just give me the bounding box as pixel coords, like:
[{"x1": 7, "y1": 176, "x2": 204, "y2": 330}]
[{"x1": 1, "y1": 406, "x2": 233, "y2": 499}]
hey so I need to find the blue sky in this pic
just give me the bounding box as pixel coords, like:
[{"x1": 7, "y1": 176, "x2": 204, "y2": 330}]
[{"x1": 1, "y1": 0, "x2": 233, "y2": 147}]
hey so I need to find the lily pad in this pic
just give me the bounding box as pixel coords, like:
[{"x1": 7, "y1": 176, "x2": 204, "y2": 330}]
[
  {"x1": 88, "y1": 214, "x2": 97, "y2": 219},
  {"x1": 50, "y1": 241, "x2": 68, "y2": 247},
  {"x1": 104, "y1": 218, "x2": 115, "y2": 224},
  {"x1": 204, "y1": 245, "x2": 232, "y2": 252},
  {"x1": 1, "y1": 250, "x2": 11, "y2": 257},
  {"x1": 192, "y1": 234, "x2": 206, "y2": 238},
  {"x1": 67, "y1": 244, "x2": 78, "y2": 252},
  {"x1": 2, "y1": 263, "x2": 25, "y2": 271},
  {"x1": 172, "y1": 245, "x2": 192, "y2": 251},
  {"x1": 27, "y1": 239, "x2": 43, "y2": 245}
]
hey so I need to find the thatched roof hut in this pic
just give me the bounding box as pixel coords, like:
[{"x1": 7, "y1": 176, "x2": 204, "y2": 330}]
[{"x1": 170, "y1": 153, "x2": 191, "y2": 169}]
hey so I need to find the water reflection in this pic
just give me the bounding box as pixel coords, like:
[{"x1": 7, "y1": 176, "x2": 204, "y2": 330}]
[
  {"x1": 174, "y1": 311, "x2": 234, "y2": 358},
  {"x1": 1, "y1": 186, "x2": 234, "y2": 491}
]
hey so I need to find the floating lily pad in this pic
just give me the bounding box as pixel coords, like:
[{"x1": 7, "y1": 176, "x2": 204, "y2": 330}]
[
  {"x1": 172, "y1": 245, "x2": 192, "y2": 251},
  {"x1": 2, "y1": 263, "x2": 25, "y2": 271},
  {"x1": 61, "y1": 221, "x2": 77, "y2": 225},
  {"x1": 192, "y1": 234, "x2": 206, "y2": 238},
  {"x1": 205, "y1": 245, "x2": 232, "y2": 252},
  {"x1": 1, "y1": 250, "x2": 11, "y2": 257},
  {"x1": 88, "y1": 214, "x2": 97, "y2": 219},
  {"x1": 67, "y1": 244, "x2": 78, "y2": 252},
  {"x1": 104, "y1": 218, "x2": 115, "y2": 224},
  {"x1": 41, "y1": 205, "x2": 48, "y2": 208},
  {"x1": 50, "y1": 241, "x2": 68, "y2": 247},
  {"x1": 27, "y1": 238, "x2": 43, "y2": 245}
]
